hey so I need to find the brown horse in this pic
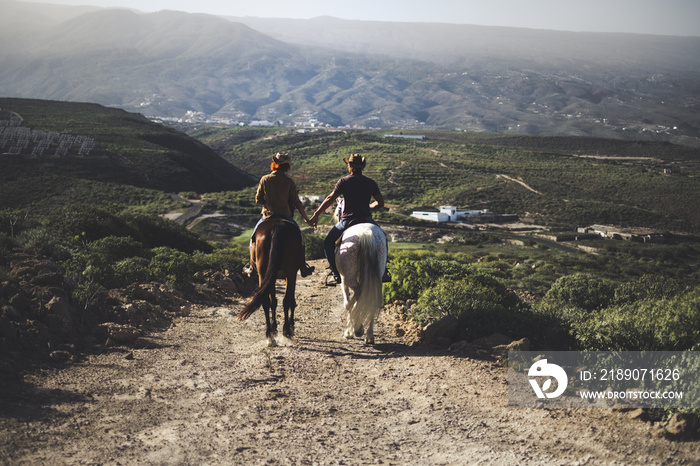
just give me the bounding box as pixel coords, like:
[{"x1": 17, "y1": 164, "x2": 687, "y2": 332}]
[{"x1": 237, "y1": 217, "x2": 303, "y2": 346}]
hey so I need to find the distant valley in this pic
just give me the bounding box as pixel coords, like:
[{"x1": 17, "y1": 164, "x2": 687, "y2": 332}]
[{"x1": 1, "y1": 0, "x2": 699, "y2": 145}]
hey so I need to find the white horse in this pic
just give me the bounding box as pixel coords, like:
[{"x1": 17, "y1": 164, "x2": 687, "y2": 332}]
[{"x1": 333, "y1": 200, "x2": 388, "y2": 344}]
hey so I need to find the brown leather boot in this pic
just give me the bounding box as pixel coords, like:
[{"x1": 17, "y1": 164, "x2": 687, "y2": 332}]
[{"x1": 382, "y1": 269, "x2": 391, "y2": 283}]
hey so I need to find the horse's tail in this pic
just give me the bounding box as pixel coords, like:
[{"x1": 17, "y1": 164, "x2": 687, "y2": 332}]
[
  {"x1": 350, "y1": 228, "x2": 384, "y2": 328},
  {"x1": 237, "y1": 224, "x2": 283, "y2": 321}
]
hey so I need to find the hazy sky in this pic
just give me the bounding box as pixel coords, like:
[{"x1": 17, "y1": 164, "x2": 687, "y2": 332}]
[{"x1": 19, "y1": 0, "x2": 700, "y2": 36}]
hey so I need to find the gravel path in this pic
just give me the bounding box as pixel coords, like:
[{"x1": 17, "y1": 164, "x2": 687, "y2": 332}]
[{"x1": 1, "y1": 260, "x2": 698, "y2": 465}]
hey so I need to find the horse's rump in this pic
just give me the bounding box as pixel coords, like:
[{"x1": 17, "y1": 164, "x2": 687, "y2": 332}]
[
  {"x1": 336, "y1": 223, "x2": 387, "y2": 336},
  {"x1": 238, "y1": 218, "x2": 301, "y2": 321}
]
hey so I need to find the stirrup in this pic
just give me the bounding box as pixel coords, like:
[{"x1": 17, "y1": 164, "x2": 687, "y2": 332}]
[
  {"x1": 300, "y1": 263, "x2": 315, "y2": 277},
  {"x1": 325, "y1": 271, "x2": 341, "y2": 287}
]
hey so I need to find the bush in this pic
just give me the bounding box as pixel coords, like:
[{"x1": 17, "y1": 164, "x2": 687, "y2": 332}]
[
  {"x1": 412, "y1": 277, "x2": 506, "y2": 324},
  {"x1": 0, "y1": 233, "x2": 14, "y2": 262},
  {"x1": 613, "y1": 274, "x2": 685, "y2": 305},
  {"x1": 383, "y1": 254, "x2": 473, "y2": 303},
  {"x1": 148, "y1": 247, "x2": 196, "y2": 289},
  {"x1": 543, "y1": 272, "x2": 616, "y2": 312},
  {"x1": 413, "y1": 275, "x2": 515, "y2": 325},
  {"x1": 48, "y1": 205, "x2": 134, "y2": 242},
  {"x1": 123, "y1": 212, "x2": 211, "y2": 254},
  {"x1": 89, "y1": 236, "x2": 145, "y2": 263},
  {"x1": 571, "y1": 286, "x2": 700, "y2": 351},
  {"x1": 411, "y1": 275, "x2": 554, "y2": 343},
  {"x1": 112, "y1": 257, "x2": 150, "y2": 287},
  {"x1": 194, "y1": 244, "x2": 248, "y2": 273},
  {"x1": 15, "y1": 227, "x2": 74, "y2": 259},
  {"x1": 304, "y1": 233, "x2": 325, "y2": 261}
]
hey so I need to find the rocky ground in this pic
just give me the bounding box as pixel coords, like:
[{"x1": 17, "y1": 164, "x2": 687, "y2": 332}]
[{"x1": 1, "y1": 259, "x2": 699, "y2": 465}]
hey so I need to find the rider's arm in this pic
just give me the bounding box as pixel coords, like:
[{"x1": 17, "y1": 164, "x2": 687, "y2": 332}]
[
  {"x1": 370, "y1": 191, "x2": 385, "y2": 210},
  {"x1": 297, "y1": 204, "x2": 312, "y2": 224},
  {"x1": 255, "y1": 180, "x2": 265, "y2": 206},
  {"x1": 309, "y1": 190, "x2": 340, "y2": 225}
]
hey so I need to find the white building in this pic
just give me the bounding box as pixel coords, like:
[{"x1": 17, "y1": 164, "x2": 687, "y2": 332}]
[{"x1": 411, "y1": 206, "x2": 489, "y2": 222}]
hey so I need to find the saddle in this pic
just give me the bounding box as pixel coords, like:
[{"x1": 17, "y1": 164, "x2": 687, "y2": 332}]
[{"x1": 334, "y1": 217, "x2": 376, "y2": 247}]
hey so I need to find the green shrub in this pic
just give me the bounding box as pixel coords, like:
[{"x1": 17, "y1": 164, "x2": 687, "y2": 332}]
[
  {"x1": 15, "y1": 227, "x2": 74, "y2": 259},
  {"x1": 194, "y1": 244, "x2": 248, "y2": 272},
  {"x1": 410, "y1": 274, "x2": 559, "y2": 344},
  {"x1": 48, "y1": 205, "x2": 134, "y2": 242},
  {"x1": 148, "y1": 246, "x2": 196, "y2": 289},
  {"x1": 613, "y1": 274, "x2": 685, "y2": 305},
  {"x1": 0, "y1": 233, "x2": 14, "y2": 262},
  {"x1": 112, "y1": 257, "x2": 150, "y2": 287},
  {"x1": 89, "y1": 236, "x2": 145, "y2": 263},
  {"x1": 572, "y1": 286, "x2": 700, "y2": 351},
  {"x1": 383, "y1": 254, "x2": 474, "y2": 303},
  {"x1": 543, "y1": 272, "x2": 616, "y2": 312},
  {"x1": 413, "y1": 277, "x2": 506, "y2": 340},
  {"x1": 413, "y1": 275, "x2": 515, "y2": 325},
  {"x1": 122, "y1": 212, "x2": 212, "y2": 254},
  {"x1": 304, "y1": 233, "x2": 325, "y2": 261}
]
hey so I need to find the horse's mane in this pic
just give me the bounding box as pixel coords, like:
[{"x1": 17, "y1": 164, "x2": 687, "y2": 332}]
[{"x1": 332, "y1": 198, "x2": 344, "y2": 224}]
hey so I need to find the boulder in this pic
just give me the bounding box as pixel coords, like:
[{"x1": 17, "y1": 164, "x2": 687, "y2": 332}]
[
  {"x1": 45, "y1": 296, "x2": 76, "y2": 326},
  {"x1": 422, "y1": 315, "x2": 460, "y2": 345}
]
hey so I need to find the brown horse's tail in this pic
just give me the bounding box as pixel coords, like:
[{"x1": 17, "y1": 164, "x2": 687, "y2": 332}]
[{"x1": 237, "y1": 224, "x2": 283, "y2": 321}]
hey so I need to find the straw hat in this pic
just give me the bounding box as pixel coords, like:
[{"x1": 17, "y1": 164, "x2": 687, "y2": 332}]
[
  {"x1": 343, "y1": 153, "x2": 366, "y2": 167},
  {"x1": 272, "y1": 152, "x2": 290, "y2": 164}
]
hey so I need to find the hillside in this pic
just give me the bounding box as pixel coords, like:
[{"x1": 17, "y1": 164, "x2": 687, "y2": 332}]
[
  {"x1": 1, "y1": 1, "x2": 699, "y2": 145},
  {"x1": 0, "y1": 98, "x2": 255, "y2": 212},
  {"x1": 186, "y1": 126, "x2": 700, "y2": 233}
]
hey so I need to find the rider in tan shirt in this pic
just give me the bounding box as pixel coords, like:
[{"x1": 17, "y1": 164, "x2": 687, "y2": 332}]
[{"x1": 247, "y1": 152, "x2": 315, "y2": 277}]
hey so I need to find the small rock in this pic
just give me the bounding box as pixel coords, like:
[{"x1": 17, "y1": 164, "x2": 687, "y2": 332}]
[
  {"x1": 449, "y1": 340, "x2": 470, "y2": 351},
  {"x1": 664, "y1": 413, "x2": 692, "y2": 439},
  {"x1": 628, "y1": 408, "x2": 649, "y2": 422},
  {"x1": 97, "y1": 322, "x2": 141, "y2": 343},
  {"x1": 49, "y1": 350, "x2": 72, "y2": 362},
  {"x1": 505, "y1": 337, "x2": 530, "y2": 352}
]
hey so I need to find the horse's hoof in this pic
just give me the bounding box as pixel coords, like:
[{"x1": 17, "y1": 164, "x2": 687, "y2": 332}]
[
  {"x1": 343, "y1": 329, "x2": 353, "y2": 339},
  {"x1": 267, "y1": 337, "x2": 277, "y2": 347},
  {"x1": 354, "y1": 325, "x2": 364, "y2": 338},
  {"x1": 365, "y1": 337, "x2": 375, "y2": 345}
]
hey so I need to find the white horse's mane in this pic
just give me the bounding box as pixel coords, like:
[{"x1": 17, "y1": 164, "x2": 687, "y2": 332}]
[{"x1": 332, "y1": 198, "x2": 345, "y2": 224}]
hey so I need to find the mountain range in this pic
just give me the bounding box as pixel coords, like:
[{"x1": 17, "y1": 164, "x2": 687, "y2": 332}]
[{"x1": 1, "y1": 0, "x2": 699, "y2": 145}]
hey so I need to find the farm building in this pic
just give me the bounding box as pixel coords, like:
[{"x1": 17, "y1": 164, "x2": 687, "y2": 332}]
[
  {"x1": 384, "y1": 134, "x2": 426, "y2": 140},
  {"x1": 411, "y1": 206, "x2": 489, "y2": 223},
  {"x1": 577, "y1": 225, "x2": 666, "y2": 243}
]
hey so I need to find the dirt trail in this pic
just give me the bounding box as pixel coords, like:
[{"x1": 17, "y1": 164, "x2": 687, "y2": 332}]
[
  {"x1": 1, "y1": 259, "x2": 698, "y2": 465},
  {"x1": 496, "y1": 174, "x2": 544, "y2": 196}
]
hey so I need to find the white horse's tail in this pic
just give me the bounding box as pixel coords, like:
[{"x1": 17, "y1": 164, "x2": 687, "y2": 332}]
[{"x1": 347, "y1": 228, "x2": 384, "y2": 332}]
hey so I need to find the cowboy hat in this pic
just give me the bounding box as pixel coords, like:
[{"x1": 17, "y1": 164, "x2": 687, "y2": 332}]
[
  {"x1": 343, "y1": 153, "x2": 366, "y2": 167},
  {"x1": 272, "y1": 152, "x2": 290, "y2": 164}
]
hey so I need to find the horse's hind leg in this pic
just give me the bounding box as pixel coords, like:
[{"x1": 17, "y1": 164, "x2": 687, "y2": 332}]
[
  {"x1": 365, "y1": 319, "x2": 375, "y2": 345},
  {"x1": 265, "y1": 292, "x2": 278, "y2": 347},
  {"x1": 342, "y1": 281, "x2": 360, "y2": 339},
  {"x1": 283, "y1": 277, "x2": 296, "y2": 338}
]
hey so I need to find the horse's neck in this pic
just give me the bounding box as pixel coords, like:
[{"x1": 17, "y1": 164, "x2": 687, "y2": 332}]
[{"x1": 333, "y1": 199, "x2": 344, "y2": 224}]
